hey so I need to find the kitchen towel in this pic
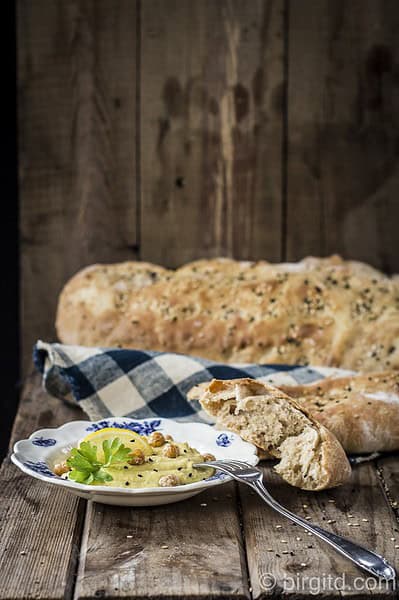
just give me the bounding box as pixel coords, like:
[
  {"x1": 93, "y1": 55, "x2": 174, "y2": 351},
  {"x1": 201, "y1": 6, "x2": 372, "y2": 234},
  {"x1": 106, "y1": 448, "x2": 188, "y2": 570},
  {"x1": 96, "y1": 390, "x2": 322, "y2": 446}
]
[{"x1": 34, "y1": 340, "x2": 353, "y2": 423}]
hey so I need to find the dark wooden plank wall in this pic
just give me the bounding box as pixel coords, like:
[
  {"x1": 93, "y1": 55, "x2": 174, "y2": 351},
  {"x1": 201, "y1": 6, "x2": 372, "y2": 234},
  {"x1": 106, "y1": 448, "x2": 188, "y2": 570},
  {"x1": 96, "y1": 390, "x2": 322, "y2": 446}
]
[
  {"x1": 18, "y1": 0, "x2": 139, "y2": 377},
  {"x1": 140, "y1": 0, "x2": 284, "y2": 265},
  {"x1": 287, "y1": 0, "x2": 399, "y2": 268},
  {"x1": 18, "y1": 0, "x2": 399, "y2": 376}
]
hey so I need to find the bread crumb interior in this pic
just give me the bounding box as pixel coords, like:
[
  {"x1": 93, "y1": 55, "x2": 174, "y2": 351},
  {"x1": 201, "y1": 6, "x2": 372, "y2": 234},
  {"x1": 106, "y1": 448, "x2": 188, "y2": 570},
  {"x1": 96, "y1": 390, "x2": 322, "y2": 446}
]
[{"x1": 207, "y1": 383, "x2": 328, "y2": 490}]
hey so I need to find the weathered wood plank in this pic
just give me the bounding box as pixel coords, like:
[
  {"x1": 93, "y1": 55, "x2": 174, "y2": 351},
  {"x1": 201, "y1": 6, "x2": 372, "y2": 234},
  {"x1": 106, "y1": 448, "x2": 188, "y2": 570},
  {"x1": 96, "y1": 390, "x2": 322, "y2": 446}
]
[
  {"x1": 240, "y1": 463, "x2": 397, "y2": 598},
  {"x1": 140, "y1": 0, "x2": 284, "y2": 267},
  {"x1": 0, "y1": 373, "x2": 86, "y2": 600},
  {"x1": 377, "y1": 454, "x2": 399, "y2": 523},
  {"x1": 74, "y1": 483, "x2": 249, "y2": 599},
  {"x1": 2, "y1": 384, "x2": 398, "y2": 600},
  {"x1": 286, "y1": 0, "x2": 399, "y2": 273},
  {"x1": 18, "y1": 0, "x2": 138, "y2": 374}
]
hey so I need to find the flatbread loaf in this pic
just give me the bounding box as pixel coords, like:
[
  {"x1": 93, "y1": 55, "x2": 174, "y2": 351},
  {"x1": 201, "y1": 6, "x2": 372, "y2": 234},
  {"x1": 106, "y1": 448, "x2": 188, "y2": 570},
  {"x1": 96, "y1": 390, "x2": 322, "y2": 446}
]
[
  {"x1": 56, "y1": 255, "x2": 399, "y2": 372},
  {"x1": 199, "y1": 378, "x2": 351, "y2": 490},
  {"x1": 278, "y1": 370, "x2": 399, "y2": 453},
  {"x1": 189, "y1": 370, "x2": 399, "y2": 454}
]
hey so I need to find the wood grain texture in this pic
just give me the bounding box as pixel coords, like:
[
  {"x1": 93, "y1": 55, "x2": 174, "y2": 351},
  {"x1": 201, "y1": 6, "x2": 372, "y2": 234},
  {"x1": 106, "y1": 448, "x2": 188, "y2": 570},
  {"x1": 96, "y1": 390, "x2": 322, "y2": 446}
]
[
  {"x1": 3, "y1": 379, "x2": 399, "y2": 599},
  {"x1": 286, "y1": 0, "x2": 399, "y2": 273},
  {"x1": 140, "y1": 0, "x2": 284, "y2": 267},
  {"x1": 18, "y1": 0, "x2": 138, "y2": 374},
  {"x1": 377, "y1": 454, "x2": 399, "y2": 524},
  {"x1": 17, "y1": 0, "x2": 399, "y2": 383},
  {"x1": 239, "y1": 464, "x2": 398, "y2": 599},
  {"x1": 74, "y1": 483, "x2": 249, "y2": 599},
  {"x1": 0, "y1": 373, "x2": 85, "y2": 600}
]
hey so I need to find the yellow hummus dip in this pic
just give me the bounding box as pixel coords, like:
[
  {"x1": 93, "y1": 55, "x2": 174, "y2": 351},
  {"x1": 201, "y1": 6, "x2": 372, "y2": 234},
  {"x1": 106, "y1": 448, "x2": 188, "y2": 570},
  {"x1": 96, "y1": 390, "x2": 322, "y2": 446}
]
[
  {"x1": 55, "y1": 428, "x2": 215, "y2": 488},
  {"x1": 104, "y1": 440, "x2": 214, "y2": 488}
]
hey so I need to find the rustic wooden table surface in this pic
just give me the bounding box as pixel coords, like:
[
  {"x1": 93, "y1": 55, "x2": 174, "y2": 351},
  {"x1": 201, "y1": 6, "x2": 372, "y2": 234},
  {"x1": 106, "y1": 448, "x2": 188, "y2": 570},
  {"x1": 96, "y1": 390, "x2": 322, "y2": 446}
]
[{"x1": 1, "y1": 373, "x2": 399, "y2": 599}]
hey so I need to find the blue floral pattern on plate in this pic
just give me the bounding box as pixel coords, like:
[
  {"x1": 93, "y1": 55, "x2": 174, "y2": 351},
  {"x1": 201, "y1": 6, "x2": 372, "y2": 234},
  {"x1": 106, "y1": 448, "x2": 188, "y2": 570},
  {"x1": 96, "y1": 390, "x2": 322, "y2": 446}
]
[
  {"x1": 32, "y1": 436, "x2": 57, "y2": 447},
  {"x1": 85, "y1": 419, "x2": 161, "y2": 435},
  {"x1": 205, "y1": 471, "x2": 228, "y2": 482},
  {"x1": 216, "y1": 433, "x2": 234, "y2": 447},
  {"x1": 12, "y1": 417, "x2": 259, "y2": 506},
  {"x1": 23, "y1": 460, "x2": 56, "y2": 478}
]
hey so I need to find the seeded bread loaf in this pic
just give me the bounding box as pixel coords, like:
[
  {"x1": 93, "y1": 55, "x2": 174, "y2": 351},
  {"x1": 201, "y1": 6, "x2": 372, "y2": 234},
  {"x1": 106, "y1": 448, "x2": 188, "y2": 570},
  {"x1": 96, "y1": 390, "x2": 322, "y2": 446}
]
[
  {"x1": 56, "y1": 255, "x2": 399, "y2": 372},
  {"x1": 278, "y1": 370, "x2": 399, "y2": 453},
  {"x1": 189, "y1": 370, "x2": 399, "y2": 454},
  {"x1": 199, "y1": 378, "x2": 351, "y2": 491}
]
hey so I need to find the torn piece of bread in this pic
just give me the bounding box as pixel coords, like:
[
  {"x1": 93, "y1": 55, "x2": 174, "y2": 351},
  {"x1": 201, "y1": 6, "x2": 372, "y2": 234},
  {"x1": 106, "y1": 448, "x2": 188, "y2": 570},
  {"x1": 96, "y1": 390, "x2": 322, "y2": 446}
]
[{"x1": 200, "y1": 378, "x2": 351, "y2": 491}]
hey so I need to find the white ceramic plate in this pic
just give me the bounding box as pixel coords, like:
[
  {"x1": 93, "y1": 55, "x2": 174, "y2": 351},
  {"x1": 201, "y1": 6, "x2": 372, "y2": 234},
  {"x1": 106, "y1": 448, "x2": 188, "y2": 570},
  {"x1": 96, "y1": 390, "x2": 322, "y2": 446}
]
[{"x1": 11, "y1": 417, "x2": 258, "y2": 506}]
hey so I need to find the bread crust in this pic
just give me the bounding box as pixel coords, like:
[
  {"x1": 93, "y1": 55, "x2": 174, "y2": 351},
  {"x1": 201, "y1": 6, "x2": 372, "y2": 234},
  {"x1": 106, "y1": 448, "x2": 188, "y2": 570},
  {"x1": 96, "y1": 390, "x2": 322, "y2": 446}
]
[
  {"x1": 200, "y1": 378, "x2": 351, "y2": 491},
  {"x1": 56, "y1": 256, "x2": 399, "y2": 372},
  {"x1": 279, "y1": 370, "x2": 399, "y2": 453}
]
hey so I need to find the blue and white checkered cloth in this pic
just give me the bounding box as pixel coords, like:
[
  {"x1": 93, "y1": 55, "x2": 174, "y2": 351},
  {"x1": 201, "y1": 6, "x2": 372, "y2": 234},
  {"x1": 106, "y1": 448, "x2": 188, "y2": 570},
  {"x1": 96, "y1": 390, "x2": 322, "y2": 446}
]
[{"x1": 34, "y1": 341, "x2": 353, "y2": 423}]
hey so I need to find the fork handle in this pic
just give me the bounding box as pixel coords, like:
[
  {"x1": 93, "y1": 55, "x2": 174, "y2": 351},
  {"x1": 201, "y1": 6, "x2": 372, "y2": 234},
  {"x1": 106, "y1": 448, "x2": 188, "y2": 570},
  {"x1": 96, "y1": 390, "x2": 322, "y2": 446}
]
[{"x1": 252, "y1": 480, "x2": 395, "y2": 581}]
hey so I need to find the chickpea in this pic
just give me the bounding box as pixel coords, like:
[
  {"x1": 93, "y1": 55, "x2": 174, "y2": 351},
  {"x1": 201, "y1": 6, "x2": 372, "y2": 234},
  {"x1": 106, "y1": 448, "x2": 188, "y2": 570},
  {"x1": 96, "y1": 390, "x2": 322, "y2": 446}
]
[
  {"x1": 148, "y1": 431, "x2": 166, "y2": 447},
  {"x1": 128, "y1": 449, "x2": 145, "y2": 465},
  {"x1": 158, "y1": 474, "x2": 180, "y2": 487},
  {"x1": 164, "y1": 434, "x2": 174, "y2": 442},
  {"x1": 162, "y1": 443, "x2": 180, "y2": 458},
  {"x1": 201, "y1": 453, "x2": 216, "y2": 462},
  {"x1": 53, "y1": 462, "x2": 70, "y2": 476}
]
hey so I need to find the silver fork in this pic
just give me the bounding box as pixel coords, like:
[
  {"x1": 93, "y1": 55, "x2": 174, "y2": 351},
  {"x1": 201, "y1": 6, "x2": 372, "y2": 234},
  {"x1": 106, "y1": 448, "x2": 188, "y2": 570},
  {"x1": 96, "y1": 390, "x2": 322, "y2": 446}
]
[{"x1": 194, "y1": 459, "x2": 396, "y2": 581}]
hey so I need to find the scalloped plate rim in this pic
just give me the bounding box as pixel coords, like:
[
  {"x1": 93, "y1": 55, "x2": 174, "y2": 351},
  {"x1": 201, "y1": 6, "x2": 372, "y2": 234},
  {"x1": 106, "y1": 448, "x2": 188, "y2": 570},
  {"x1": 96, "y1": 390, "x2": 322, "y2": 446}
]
[{"x1": 11, "y1": 417, "x2": 259, "y2": 496}]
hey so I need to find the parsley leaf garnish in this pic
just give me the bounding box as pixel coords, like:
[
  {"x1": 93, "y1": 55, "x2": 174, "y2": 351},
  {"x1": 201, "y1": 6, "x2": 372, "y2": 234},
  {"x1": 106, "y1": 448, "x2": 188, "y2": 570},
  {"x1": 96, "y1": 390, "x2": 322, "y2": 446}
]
[{"x1": 67, "y1": 438, "x2": 131, "y2": 485}]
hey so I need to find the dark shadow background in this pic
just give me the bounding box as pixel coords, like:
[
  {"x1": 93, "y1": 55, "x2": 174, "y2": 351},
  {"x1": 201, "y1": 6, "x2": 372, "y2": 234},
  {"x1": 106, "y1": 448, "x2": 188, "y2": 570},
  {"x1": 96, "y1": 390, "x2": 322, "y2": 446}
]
[{"x1": 2, "y1": 2, "x2": 19, "y2": 460}]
